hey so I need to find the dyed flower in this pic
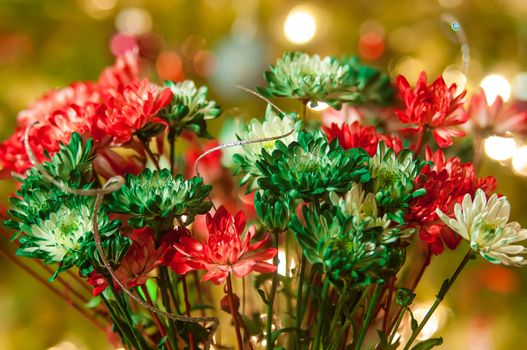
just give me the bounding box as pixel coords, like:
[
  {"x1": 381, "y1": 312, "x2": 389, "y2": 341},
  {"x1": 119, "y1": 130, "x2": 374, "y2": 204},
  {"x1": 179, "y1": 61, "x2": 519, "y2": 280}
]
[
  {"x1": 15, "y1": 196, "x2": 122, "y2": 279},
  {"x1": 93, "y1": 78, "x2": 173, "y2": 145},
  {"x1": 254, "y1": 190, "x2": 293, "y2": 233},
  {"x1": 256, "y1": 131, "x2": 371, "y2": 201},
  {"x1": 407, "y1": 147, "x2": 497, "y2": 255},
  {"x1": 324, "y1": 121, "x2": 403, "y2": 156},
  {"x1": 167, "y1": 206, "x2": 277, "y2": 284},
  {"x1": 368, "y1": 142, "x2": 426, "y2": 224},
  {"x1": 437, "y1": 189, "x2": 527, "y2": 266},
  {"x1": 162, "y1": 80, "x2": 222, "y2": 138},
  {"x1": 233, "y1": 105, "x2": 298, "y2": 190},
  {"x1": 464, "y1": 88, "x2": 527, "y2": 137},
  {"x1": 395, "y1": 72, "x2": 468, "y2": 148},
  {"x1": 289, "y1": 205, "x2": 388, "y2": 287},
  {"x1": 109, "y1": 168, "x2": 212, "y2": 228},
  {"x1": 258, "y1": 52, "x2": 348, "y2": 106}
]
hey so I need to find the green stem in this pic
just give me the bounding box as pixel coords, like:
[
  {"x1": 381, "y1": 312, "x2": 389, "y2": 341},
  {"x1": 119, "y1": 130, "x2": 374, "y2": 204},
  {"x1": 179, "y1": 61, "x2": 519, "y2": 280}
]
[
  {"x1": 102, "y1": 293, "x2": 145, "y2": 350},
  {"x1": 403, "y1": 250, "x2": 473, "y2": 350},
  {"x1": 182, "y1": 275, "x2": 195, "y2": 350},
  {"x1": 140, "y1": 285, "x2": 173, "y2": 350},
  {"x1": 312, "y1": 276, "x2": 331, "y2": 350},
  {"x1": 354, "y1": 283, "x2": 383, "y2": 350},
  {"x1": 295, "y1": 254, "x2": 307, "y2": 350},
  {"x1": 226, "y1": 273, "x2": 244, "y2": 350},
  {"x1": 388, "y1": 307, "x2": 406, "y2": 345},
  {"x1": 328, "y1": 283, "x2": 348, "y2": 338},
  {"x1": 169, "y1": 131, "x2": 176, "y2": 175},
  {"x1": 159, "y1": 267, "x2": 179, "y2": 349},
  {"x1": 266, "y1": 231, "x2": 280, "y2": 350}
]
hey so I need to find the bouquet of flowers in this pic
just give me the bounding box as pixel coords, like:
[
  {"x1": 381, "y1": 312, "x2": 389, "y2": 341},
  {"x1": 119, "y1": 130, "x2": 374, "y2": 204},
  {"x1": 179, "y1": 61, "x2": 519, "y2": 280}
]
[{"x1": 1, "y1": 48, "x2": 527, "y2": 350}]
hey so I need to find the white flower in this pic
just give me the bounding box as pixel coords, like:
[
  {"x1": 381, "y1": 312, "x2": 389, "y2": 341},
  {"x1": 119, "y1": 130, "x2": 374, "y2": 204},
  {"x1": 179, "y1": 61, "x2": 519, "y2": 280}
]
[
  {"x1": 240, "y1": 105, "x2": 298, "y2": 163},
  {"x1": 436, "y1": 189, "x2": 527, "y2": 266},
  {"x1": 22, "y1": 205, "x2": 93, "y2": 263},
  {"x1": 166, "y1": 80, "x2": 220, "y2": 121}
]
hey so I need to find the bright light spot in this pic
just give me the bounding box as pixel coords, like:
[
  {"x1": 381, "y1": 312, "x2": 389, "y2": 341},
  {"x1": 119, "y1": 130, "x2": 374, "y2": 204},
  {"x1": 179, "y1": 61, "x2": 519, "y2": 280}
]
[
  {"x1": 512, "y1": 146, "x2": 527, "y2": 176},
  {"x1": 47, "y1": 341, "x2": 79, "y2": 350},
  {"x1": 90, "y1": 0, "x2": 117, "y2": 10},
  {"x1": 109, "y1": 33, "x2": 137, "y2": 56},
  {"x1": 480, "y1": 74, "x2": 511, "y2": 104},
  {"x1": 442, "y1": 68, "x2": 467, "y2": 96},
  {"x1": 193, "y1": 50, "x2": 218, "y2": 77},
  {"x1": 156, "y1": 51, "x2": 184, "y2": 81},
  {"x1": 413, "y1": 306, "x2": 439, "y2": 341},
  {"x1": 115, "y1": 7, "x2": 153, "y2": 36},
  {"x1": 308, "y1": 101, "x2": 329, "y2": 112},
  {"x1": 512, "y1": 72, "x2": 527, "y2": 100},
  {"x1": 277, "y1": 250, "x2": 296, "y2": 277},
  {"x1": 283, "y1": 6, "x2": 317, "y2": 44},
  {"x1": 438, "y1": 0, "x2": 463, "y2": 8},
  {"x1": 484, "y1": 136, "x2": 517, "y2": 161}
]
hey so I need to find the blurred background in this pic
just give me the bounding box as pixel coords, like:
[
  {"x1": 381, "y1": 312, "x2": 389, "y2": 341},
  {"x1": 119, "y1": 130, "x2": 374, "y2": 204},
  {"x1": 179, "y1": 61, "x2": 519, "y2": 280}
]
[{"x1": 1, "y1": 0, "x2": 527, "y2": 349}]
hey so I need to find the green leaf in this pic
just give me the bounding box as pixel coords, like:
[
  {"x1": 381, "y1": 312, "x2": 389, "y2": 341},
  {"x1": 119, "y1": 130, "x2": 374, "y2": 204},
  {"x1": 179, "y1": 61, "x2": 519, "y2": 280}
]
[
  {"x1": 146, "y1": 278, "x2": 158, "y2": 303},
  {"x1": 410, "y1": 337, "x2": 443, "y2": 350}
]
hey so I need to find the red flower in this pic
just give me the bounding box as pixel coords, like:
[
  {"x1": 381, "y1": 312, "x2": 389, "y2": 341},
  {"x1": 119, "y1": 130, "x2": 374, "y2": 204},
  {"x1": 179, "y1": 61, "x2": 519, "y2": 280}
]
[
  {"x1": 98, "y1": 49, "x2": 140, "y2": 90},
  {"x1": 167, "y1": 206, "x2": 277, "y2": 284},
  {"x1": 16, "y1": 82, "x2": 99, "y2": 127},
  {"x1": 93, "y1": 78, "x2": 173, "y2": 145},
  {"x1": 406, "y1": 147, "x2": 496, "y2": 254},
  {"x1": 464, "y1": 88, "x2": 527, "y2": 137},
  {"x1": 324, "y1": 121, "x2": 403, "y2": 156},
  {"x1": 87, "y1": 227, "x2": 179, "y2": 296},
  {"x1": 395, "y1": 72, "x2": 468, "y2": 148}
]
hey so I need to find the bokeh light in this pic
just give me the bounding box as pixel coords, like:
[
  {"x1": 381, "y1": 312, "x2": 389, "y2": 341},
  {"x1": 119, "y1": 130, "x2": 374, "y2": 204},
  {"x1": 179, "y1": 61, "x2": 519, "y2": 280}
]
[
  {"x1": 484, "y1": 136, "x2": 517, "y2": 161},
  {"x1": 115, "y1": 7, "x2": 153, "y2": 36},
  {"x1": 512, "y1": 146, "x2": 527, "y2": 176},
  {"x1": 109, "y1": 33, "x2": 137, "y2": 57},
  {"x1": 283, "y1": 6, "x2": 317, "y2": 44},
  {"x1": 156, "y1": 51, "x2": 184, "y2": 82},
  {"x1": 193, "y1": 50, "x2": 219, "y2": 77},
  {"x1": 512, "y1": 72, "x2": 527, "y2": 100},
  {"x1": 480, "y1": 74, "x2": 511, "y2": 104},
  {"x1": 308, "y1": 101, "x2": 329, "y2": 112},
  {"x1": 442, "y1": 67, "x2": 467, "y2": 95}
]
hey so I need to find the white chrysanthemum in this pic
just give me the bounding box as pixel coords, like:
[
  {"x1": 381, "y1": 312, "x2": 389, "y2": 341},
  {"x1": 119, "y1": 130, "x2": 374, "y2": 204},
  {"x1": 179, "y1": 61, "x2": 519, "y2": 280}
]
[
  {"x1": 167, "y1": 80, "x2": 219, "y2": 121},
  {"x1": 241, "y1": 106, "x2": 298, "y2": 162},
  {"x1": 23, "y1": 205, "x2": 93, "y2": 263},
  {"x1": 273, "y1": 53, "x2": 348, "y2": 97},
  {"x1": 437, "y1": 189, "x2": 527, "y2": 266}
]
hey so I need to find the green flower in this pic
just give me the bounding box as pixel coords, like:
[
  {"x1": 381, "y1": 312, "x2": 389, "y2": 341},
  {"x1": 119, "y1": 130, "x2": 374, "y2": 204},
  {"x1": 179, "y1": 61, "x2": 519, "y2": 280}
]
[
  {"x1": 256, "y1": 131, "x2": 370, "y2": 201},
  {"x1": 233, "y1": 105, "x2": 299, "y2": 191},
  {"x1": 338, "y1": 56, "x2": 394, "y2": 105},
  {"x1": 367, "y1": 142, "x2": 427, "y2": 224},
  {"x1": 15, "y1": 197, "x2": 125, "y2": 280},
  {"x1": 6, "y1": 133, "x2": 95, "y2": 234},
  {"x1": 330, "y1": 184, "x2": 414, "y2": 243},
  {"x1": 258, "y1": 52, "x2": 348, "y2": 106},
  {"x1": 258, "y1": 52, "x2": 394, "y2": 108},
  {"x1": 290, "y1": 205, "x2": 388, "y2": 288},
  {"x1": 162, "y1": 80, "x2": 221, "y2": 138},
  {"x1": 109, "y1": 169, "x2": 212, "y2": 228},
  {"x1": 254, "y1": 190, "x2": 294, "y2": 233}
]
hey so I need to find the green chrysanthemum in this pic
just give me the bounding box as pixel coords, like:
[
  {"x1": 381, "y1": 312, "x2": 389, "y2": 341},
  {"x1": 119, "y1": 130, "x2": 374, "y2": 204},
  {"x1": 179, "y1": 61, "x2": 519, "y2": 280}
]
[
  {"x1": 258, "y1": 52, "x2": 348, "y2": 106},
  {"x1": 254, "y1": 190, "x2": 294, "y2": 233},
  {"x1": 329, "y1": 184, "x2": 414, "y2": 243},
  {"x1": 6, "y1": 132, "x2": 95, "y2": 233},
  {"x1": 15, "y1": 196, "x2": 125, "y2": 280},
  {"x1": 109, "y1": 168, "x2": 212, "y2": 228},
  {"x1": 290, "y1": 205, "x2": 388, "y2": 288},
  {"x1": 255, "y1": 131, "x2": 370, "y2": 201},
  {"x1": 233, "y1": 105, "x2": 299, "y2": 191},
  {"x1": 367, "y1": 142, "x2": 427, "y2": 224},
  {"x1": 162, "y1": 80, "x2": 222, "y2": 138},
  {"x1": 337, "y1": 56, "x2": 394, "y2": 105}
]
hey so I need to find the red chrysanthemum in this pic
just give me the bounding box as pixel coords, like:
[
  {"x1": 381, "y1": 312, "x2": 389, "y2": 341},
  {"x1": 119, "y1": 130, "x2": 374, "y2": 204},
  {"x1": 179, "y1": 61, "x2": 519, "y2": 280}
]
[
  {"x1": 395, "y1": 72, "x2": 468, "y2": 148},
  {"x1": 92, "y1": 78, "x2": 173, "y2": 145},
  {"x1": 167, "y1": 206, "x2": 277, "y2": 284},
  {"x1": 406, "y1": 147, "x2": 496, "y2": 254},
  {"x1": 464, "y1": 88, "x2": 527, "y2": 137},
  {"x1": 324, "y1": 121, "x2": 403, "y2": 156},
  {"x1": 98, "y1": 48, "x2": 140, "y2": 90},
  {"x1": 87, "y1": 227, "x2": 179, "y2": 296}
]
